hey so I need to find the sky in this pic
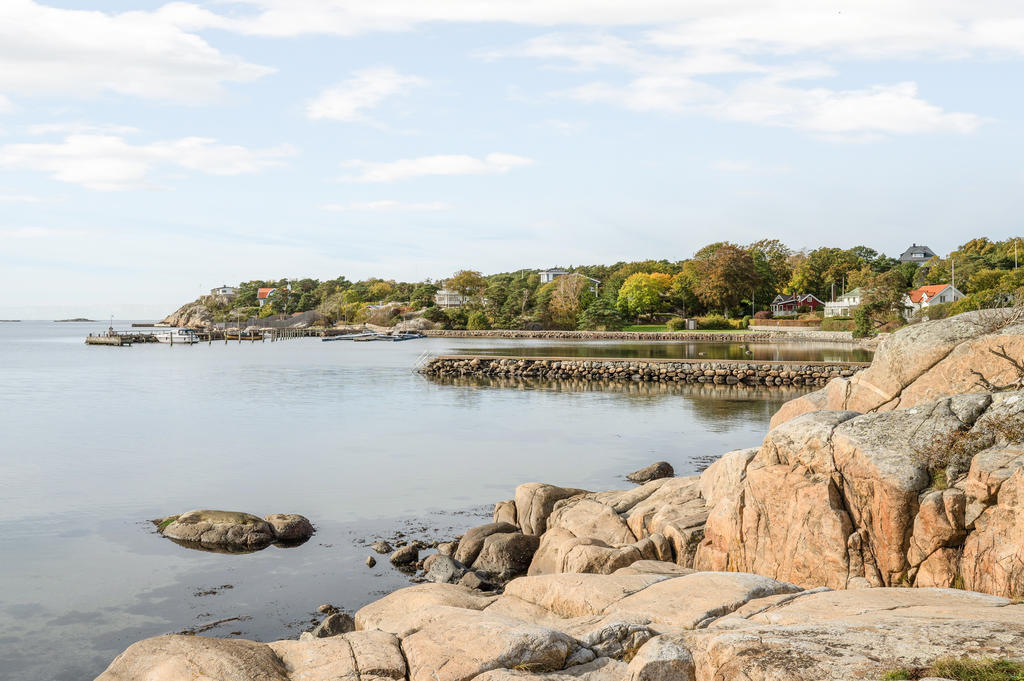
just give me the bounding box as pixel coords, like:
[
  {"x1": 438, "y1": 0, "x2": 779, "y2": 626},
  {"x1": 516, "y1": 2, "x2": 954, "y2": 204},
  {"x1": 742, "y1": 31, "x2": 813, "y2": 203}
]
[{"x1": 1, "y1": 1, "x2": 1023, "y2": 318}]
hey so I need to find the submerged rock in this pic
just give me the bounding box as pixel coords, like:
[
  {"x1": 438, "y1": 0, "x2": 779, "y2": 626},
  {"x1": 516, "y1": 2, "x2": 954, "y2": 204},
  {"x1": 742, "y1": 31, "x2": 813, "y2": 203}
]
[
  {"x1": 155, "y1": 510, "x2": 313, "y2": 551},
  {"x1": 156, "y1": 510, "x2": 276, "y2": 549},
  {"x1": 264, "y1": 514, "x2": 314, "y2": 543},
  {"x1": 310, "y1": 612, "x2": 354, "y2": 638},
  {"x1": 626, "y1": 461, "x2": 674, "y2": 484}
]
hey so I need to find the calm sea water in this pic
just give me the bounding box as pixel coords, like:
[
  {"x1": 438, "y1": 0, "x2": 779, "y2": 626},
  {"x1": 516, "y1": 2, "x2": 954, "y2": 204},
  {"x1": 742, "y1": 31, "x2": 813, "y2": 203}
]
[{"x1": 0, "y1": 322, "x2": 867, "y2": 681}]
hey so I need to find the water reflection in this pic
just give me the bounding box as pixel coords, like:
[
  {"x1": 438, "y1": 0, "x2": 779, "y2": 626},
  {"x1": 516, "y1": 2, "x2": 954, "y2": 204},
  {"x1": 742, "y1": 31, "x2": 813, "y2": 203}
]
[
  {"x1": 458, "y1": 341, "x2": 872, "y2": 363},
  {"x1": 162, "y1": 536, "x2": 311, "y2": 554},
  {"x1": 426, "y1": 375, "x2": 811, "y2": 433},
  {"x1": 427, "y1": 374, "x2": 811, "y2": 401}
]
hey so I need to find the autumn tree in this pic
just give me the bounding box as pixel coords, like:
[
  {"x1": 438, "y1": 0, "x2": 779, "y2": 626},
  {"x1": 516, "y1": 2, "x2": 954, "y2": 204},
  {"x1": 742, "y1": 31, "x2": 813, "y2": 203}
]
[
  {"x1": 691, "y1": 243, "x2": 761, "y2": 315},
  {"x1": 447, "y1": 270, "x2": 488, "y2": 302},
  {"x1": 548, "y1": 274, "x2": 595, "y2": 328}
]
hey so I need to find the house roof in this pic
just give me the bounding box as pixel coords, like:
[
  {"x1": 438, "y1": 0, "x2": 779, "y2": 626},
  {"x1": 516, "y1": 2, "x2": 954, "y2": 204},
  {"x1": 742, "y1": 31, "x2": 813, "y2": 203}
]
[
  {"x1": 900, "y1": 243, "x2": 937, "y2": 260},
  {"x1": 772, "y1": 293, "x2": 822, "y2": 305},
  {"x1": 257, "y1": 287, "x2": 276, "y2": 299},
  {"x1": 908, "y1": 284, "x2": 950, "y2": 303},
  {"x1": 838, "y1": 287, "x2": 863, "y2": 299}
]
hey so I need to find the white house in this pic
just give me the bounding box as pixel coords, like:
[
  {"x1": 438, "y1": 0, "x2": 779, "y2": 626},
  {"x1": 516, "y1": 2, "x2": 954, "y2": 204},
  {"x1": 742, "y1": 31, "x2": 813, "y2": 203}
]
[
  {"x1": 434, "y1": 289, "x2": 470, "y2": 308},
  {"x1": 539, "y1": 269, "x2": 600, "y2": 295},
  {"x1": 539, "y1": 268, "x2": 569, "y2": 284},
  {"x1": 211, "y1": 285, "x2": 237, "y2": 296},
  {"x1": 823, "y1": 288, "x2": 863, "y2": 318},
  {"x1": 257, "y1": 287, "x2": 277, "y2": 307},
  {"x1": 904, "y1": 284, "x2": 964, "y2": 317}
]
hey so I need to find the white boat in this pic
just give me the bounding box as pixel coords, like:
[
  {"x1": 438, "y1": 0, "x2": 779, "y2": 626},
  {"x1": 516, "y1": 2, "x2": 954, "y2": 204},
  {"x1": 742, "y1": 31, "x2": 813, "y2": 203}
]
[{"x1": 156, "y1": 329, "x2": 200, "y2": 344}]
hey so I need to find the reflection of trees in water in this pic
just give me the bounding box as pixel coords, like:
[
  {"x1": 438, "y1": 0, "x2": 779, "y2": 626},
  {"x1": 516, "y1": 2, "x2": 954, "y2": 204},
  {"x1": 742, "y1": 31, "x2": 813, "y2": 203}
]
[
  {"x1": 457, "y1": 341, "x2": 872, "y2": 363},
  {"x1": 427, "y1": 375, "x2": 810, "y2": 410}
]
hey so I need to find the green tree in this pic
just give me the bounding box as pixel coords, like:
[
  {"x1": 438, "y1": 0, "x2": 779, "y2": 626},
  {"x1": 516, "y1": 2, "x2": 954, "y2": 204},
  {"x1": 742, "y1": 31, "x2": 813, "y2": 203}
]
[
  {"x1": 577, "y1": 298, "x2": 625, "y2": 330},
  {"x1": 616, "y1": 272, "x2": 671, "y2": 320},
  {"x1": 747, "y1": 239, "x2": 793, "y2": 310},
  {"x1": 854, "y1": 270, "x2": 910, "y2": 335},
  {"x1": 466, "y1": 310, "x2": 491, "y2": 330},
  {"x1": 411, "y1": 283, "x2": 439, "y2": 308}
]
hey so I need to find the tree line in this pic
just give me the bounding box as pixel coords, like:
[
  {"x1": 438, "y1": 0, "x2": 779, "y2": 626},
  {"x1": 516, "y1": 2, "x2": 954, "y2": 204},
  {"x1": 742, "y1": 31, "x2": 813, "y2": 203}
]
[{"x1": 201, "y1": 236, "x2": 1024, "y2": 331}]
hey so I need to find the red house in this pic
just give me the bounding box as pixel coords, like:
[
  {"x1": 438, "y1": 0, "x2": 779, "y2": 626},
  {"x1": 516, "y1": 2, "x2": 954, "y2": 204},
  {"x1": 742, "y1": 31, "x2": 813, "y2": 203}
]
[{"x1": 770, "y1": 293, "x2": 824, "y2": 315}]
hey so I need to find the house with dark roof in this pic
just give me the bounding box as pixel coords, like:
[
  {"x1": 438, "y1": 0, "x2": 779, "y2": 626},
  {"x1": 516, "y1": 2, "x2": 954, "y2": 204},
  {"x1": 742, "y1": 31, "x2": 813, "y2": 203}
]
[
  {"x1": 900, "y1": 244, "x2": 938, "y2": 263},
  {"x1": 770, "y1": 293, "x2": 824, "y2": 315}
]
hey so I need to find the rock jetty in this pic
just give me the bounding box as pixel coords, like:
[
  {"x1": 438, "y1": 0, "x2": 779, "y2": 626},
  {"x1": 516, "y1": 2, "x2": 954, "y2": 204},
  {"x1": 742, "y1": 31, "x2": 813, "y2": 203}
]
[
  {"x1": 421, "y1": 356, "x2": 867, "y2": 387},
  {"x1": 98, "y1": 310, "x2": 1024, "y2": 680}
]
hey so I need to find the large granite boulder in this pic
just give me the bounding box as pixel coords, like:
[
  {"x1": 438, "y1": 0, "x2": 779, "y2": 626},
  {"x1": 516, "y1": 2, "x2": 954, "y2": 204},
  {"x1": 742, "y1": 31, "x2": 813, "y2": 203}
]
[
  {"x1": 515, "y1": 483, "x2": 589, "y2": 535},
  {"x1": 472, "y1": 532, "x2": 541, "y2": 582},
  {"x1": 697, "y1": 389, "x2": 1024, "y2": 593},
  {"x1": 454, "y1": 522, "x2": 520, "y2": 565},
  {"x1": 771, "y1": 309, "x2": 1024, "y2": 427}
]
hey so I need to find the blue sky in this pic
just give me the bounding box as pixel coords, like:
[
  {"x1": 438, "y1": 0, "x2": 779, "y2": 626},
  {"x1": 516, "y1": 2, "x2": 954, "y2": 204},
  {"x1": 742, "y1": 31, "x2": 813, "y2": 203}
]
[{"x1": 1, "y1": 1, "x2": 1023, "y2": 318}]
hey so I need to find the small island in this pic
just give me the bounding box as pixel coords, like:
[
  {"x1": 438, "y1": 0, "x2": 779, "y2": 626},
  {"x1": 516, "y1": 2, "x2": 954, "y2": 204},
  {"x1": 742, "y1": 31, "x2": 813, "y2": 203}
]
[{"x1": 54, "y1": 318, "x2": 96, "y2": 322}]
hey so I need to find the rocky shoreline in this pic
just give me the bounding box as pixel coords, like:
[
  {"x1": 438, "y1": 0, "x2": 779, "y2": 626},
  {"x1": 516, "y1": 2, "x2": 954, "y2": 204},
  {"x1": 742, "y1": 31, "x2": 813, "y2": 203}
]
[
  {"x1": 95, "y1": 310, "x2": 1024, "y2": 680},
  {"x1": 421, "y1": 328, "x2": 861, "y2": 343},
  {"x1": 421, "y1": 356, "x2": 868, "y2": 387}
]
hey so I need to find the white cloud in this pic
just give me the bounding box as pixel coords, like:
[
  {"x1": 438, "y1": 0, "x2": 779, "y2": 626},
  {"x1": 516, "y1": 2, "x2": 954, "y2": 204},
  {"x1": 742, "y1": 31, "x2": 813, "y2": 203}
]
[
  {"x1": 0, "y1": 134, "x2": 296, "y2": 191},
  {"x1": 495, "y1": 32, "x2": 983, "y2": 138},
  {"x1": 320, "y1": 200, "x2": 451, "y2": 212},
  {"x1": 338, "y1": 153, "x2": 534, "y2": 182},
  {"x1": 716, "y1": 80, "x2": 982, "y2": 138},
  {"x1": 0, "y1": 95, "x2": 12, "y2": 113},
  {"x1": 0, "y1": 0, "x2": 273, "y2": 102},
  {"x1": 189, "y1": 1, "x2": 1024, "y2": 60},
  {"x1": 307, "y1": 67, "x2": 427, "y2": 122}
]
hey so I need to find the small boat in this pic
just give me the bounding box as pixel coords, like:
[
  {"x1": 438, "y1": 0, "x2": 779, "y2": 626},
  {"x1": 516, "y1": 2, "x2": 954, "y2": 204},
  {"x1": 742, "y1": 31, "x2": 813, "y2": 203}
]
[
  {"x1": 390, "y1": 331, "x2": 425, "y2": 341},
  {"x1": 156, "y1": 329, "x2": 199, "y2": 344},
  {"x1": 322, "y1": 332, "x2": 378, "y2": 342}
]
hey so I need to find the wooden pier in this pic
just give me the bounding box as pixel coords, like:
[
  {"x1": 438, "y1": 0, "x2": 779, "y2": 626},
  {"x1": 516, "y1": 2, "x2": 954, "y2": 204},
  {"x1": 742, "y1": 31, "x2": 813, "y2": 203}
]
[{"x1": 86, "y1": 326, "x2": 330, "y2": 346}]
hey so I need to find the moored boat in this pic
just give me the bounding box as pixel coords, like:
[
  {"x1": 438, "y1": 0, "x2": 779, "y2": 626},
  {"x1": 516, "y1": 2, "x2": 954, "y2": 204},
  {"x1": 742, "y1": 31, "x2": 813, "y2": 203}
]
[{"x1": 156, "y1": 329, "x2": 199, "y2": 344}]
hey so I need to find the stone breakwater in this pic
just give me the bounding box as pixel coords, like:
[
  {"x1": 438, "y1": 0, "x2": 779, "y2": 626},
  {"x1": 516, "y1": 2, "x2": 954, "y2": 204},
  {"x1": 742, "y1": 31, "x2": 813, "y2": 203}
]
[
  {"x1": 420, "y1": 355, "x2": 868, "y2": 387},
  {"x1": 423, "y1": 328, "x2": 859, "y2": 342}
]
